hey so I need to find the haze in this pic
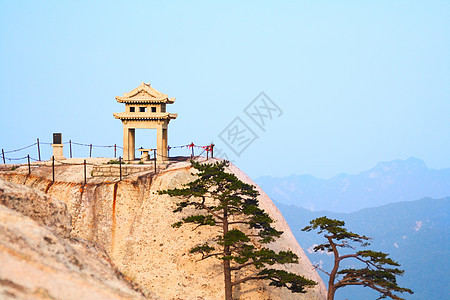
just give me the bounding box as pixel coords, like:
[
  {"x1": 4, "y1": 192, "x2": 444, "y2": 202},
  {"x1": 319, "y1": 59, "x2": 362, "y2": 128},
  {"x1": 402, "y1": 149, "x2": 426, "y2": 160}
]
[{"x1": 1, "y1": 1, "x2": 449, "y2": 179}]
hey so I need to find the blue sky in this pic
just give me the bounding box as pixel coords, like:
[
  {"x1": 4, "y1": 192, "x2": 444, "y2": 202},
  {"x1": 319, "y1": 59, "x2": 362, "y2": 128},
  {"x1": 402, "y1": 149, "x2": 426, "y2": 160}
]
[{"x1": 1, "y1": 1, "x2": 449, "y2": 179}]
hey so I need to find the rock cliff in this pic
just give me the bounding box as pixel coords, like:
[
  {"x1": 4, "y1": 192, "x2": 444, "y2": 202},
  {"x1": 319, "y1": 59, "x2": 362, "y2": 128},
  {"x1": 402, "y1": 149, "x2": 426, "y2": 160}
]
[
  {"x1": 0, "y1": 158, "x2": 327, "y2": 299},
  {"x1": 0, "y1": 178, "x2": 145, "y2": 299}
]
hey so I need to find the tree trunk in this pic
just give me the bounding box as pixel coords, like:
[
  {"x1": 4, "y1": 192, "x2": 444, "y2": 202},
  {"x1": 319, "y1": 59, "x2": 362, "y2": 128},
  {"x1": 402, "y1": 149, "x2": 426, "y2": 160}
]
[
  {"x1": 327, "y1": 286, "x2": 335, "y2": 300},
  {"x1": 224, "y1": 253, "x2": 233, "y2": 300},
  {"x1": 328, "y1": 267, "x2": 337, "y2": 300},
  {"x1": 327, "y1": 236, "x2": 339, "y2": 300},
  {"x1": 223, "y1": 207, "x2": 233, "y2": 300}
]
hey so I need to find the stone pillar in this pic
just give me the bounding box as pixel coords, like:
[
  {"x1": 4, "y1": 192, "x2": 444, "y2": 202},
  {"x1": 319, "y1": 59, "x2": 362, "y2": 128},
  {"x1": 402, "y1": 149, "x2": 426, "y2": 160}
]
[
  {"x1": 123, "y1": 125, "x2": 129, "y2": 161},
  {"x1": 162, "y1": 128, "x2": 168, "y2": 161},
  {"x1": 123, "y1": 125, "x2": 135, "y2": 161},
  {"x1": 156, "y1": 125, "x2": 163, "y2": 162},
  {"x1": 51, "y1": 144, "x2": 66, "y2": 160},
  {"x1": 129, "y1": 128, "x2": 135, "y2": 161}
]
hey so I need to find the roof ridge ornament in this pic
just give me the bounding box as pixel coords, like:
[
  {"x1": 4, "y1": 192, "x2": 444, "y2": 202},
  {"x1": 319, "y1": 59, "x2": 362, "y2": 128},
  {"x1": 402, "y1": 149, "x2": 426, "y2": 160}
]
[{"x1": 117, "y1": 82, "x2": 174, "y2": 104}]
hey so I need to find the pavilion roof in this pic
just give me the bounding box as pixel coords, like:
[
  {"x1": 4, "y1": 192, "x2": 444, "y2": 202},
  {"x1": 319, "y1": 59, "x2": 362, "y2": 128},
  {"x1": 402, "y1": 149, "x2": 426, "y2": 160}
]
[
  {"x1": 115, "y1": 82, "x2": 175, "y2": 104},
  {"x1": 113, "y1": 112, "x2": 178, "y2": 120}
]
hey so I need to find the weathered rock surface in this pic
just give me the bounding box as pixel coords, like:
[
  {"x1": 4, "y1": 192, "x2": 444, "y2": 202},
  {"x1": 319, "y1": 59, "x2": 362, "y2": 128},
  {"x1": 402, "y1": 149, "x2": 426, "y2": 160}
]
[
  {"x1": 0, "y1": 179, "x2": 145, "y2": 300},
  {"x1": 0, "y1": 178, "x2": 71, "y2": 238},
  {"x1": 0, "y1": 158, "x2": 327, "y2": 299}
]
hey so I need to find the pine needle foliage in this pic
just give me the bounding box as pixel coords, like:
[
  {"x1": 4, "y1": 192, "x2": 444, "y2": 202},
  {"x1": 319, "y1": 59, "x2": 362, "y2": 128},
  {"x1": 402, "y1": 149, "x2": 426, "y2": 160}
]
[
  {"x1": 302, "y1": 216, "x2": 413, "y2": 300},
  {"x1": 159, "y1": 160, "x2": 317, "y2": 300}
]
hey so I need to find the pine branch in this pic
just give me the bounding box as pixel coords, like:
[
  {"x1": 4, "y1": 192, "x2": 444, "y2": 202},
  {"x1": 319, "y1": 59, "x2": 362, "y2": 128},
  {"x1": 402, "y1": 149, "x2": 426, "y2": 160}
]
[
  {"x1": 312, "y1": 263, "x2": 331, "y2": 276},
  {"x1": 200, "y1": 252, "x2": 225, "y2": 260},
  {"x1": 231, "y1": 275, "x2": 266, "y2": 286},
  {"x1": 200, "y1": 196, "x2": 223, "y2": 221}
]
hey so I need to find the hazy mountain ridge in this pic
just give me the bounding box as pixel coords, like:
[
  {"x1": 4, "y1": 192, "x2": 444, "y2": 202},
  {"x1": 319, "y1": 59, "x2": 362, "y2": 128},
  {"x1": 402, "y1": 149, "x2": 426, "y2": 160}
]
[
  {"x1": 256, "y1": 157, "x2": 450, "y2": 212},
  {"x1": 276, "y1": 197, "x2": 450, "y2": 300}
]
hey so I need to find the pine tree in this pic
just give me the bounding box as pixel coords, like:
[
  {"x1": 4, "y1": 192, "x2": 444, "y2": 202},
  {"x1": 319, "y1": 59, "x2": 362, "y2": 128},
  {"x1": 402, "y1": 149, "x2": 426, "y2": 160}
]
[
  {"x1": 302, "y1": 216, "x2": 413, "y2": 300},
  {"x1": 159, "y1": 160, "x2": 316, "y2": 300}
]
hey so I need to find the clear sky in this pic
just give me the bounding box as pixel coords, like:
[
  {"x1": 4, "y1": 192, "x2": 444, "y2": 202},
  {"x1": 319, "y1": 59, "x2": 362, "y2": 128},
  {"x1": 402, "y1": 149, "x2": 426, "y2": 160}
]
[{"x1": 1, "y1": 1, "x2": 449, "y2": 179}]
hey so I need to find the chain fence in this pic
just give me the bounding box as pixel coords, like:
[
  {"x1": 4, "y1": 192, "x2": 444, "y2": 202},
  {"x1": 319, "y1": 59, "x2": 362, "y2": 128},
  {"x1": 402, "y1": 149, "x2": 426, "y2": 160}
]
[{"x1": 0, "y1": 139, "x2": 215, "y2": 182}]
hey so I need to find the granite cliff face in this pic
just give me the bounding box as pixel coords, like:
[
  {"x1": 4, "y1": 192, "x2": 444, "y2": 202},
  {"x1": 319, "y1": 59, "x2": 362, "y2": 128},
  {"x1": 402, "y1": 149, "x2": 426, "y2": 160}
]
[
  {"x1": 0, "y1": 159, "x2": 326, "y2": 299},
  {"x1": 0, "y1": 178, "x2": 145, "y2": 299}
]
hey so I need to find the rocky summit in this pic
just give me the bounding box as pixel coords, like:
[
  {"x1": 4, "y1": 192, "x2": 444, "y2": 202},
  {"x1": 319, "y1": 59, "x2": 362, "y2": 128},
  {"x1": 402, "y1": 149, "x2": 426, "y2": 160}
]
[{"x1": 0, "y1": 158, "x2": 326, "y2": 299}]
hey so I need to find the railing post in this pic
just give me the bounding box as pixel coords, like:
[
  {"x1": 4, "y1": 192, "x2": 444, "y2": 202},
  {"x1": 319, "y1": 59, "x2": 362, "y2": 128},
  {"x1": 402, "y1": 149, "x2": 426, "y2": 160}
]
[
  {"x1": 89, "y1": 144, "x2": 92, "y2": 157},
  {"x1": 1, "y1": 149, "x2": 5, "y2": 164},
  {"x1": 114, "y1": 144, "x2": 117, "y2": 158},
  {"x1": 28, "y1": 155, "x2": 31, "y2": 175},
  {"x1": 52, "y1": 156, "x2": 55, "y2": 182},
  {"x1": 84, "y1": 159, "x2": 87, "y2": 185},
  {"x1": 211, "y1": 144, "x2": 214, "y2": 158},
  {"x1": 153, "y1": 149, "x2": 157, "y2": 173},
  {"x1": 206, "y1": 148, "x2": 209, "y2": 160},
  {"x1": 119, "y1": 156, "x2": 122, "y2": 181},
  {"x1": 37, "y1": 138, "x2": 41, "y2": 161},
  {"x1": 69, "y1": 140, "x2": 72, "y2": 158}
]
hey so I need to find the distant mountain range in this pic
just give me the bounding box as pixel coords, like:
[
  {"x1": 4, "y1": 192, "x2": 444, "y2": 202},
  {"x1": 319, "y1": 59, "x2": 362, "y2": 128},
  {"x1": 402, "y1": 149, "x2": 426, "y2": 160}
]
[
  {"x1": 276, "y1": 197, "x2": 450, "y2": 300},
  {"x1": 256, "y1": 157, "x2": 450, "y2": 213}
]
